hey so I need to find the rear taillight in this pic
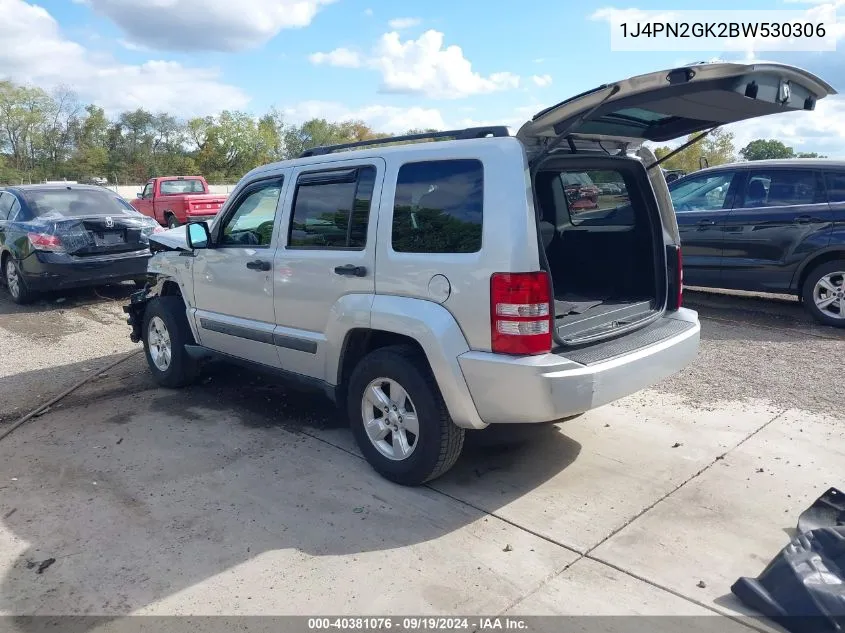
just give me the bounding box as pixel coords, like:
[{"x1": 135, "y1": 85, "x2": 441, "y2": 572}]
[
  {"x1": 667, "y1": 245, "x2": 683, "y2": 310},
  {"x1": 491, "y1": 272, "x2": 552, "y2": 355},
  {"x1": 27, "y1": 232, "x2": 64, "y2": 252}
]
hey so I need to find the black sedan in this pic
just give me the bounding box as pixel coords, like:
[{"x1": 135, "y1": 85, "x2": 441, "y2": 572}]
[{"x1": 0, "y1": 184, "x2": 163, "y2": 304}]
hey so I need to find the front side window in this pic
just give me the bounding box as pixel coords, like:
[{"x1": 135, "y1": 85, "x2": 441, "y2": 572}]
[
  {"x1": 0, "y1": 193, "x2": 12, "y2": 220},
  {"x1": 219, "y1": 179, "x2": 283, "y2": 247},
  {"x1": 392, "y1": 159, "x2": 483, "y2": 254},
  {"x1": 670, "y1": 172, "x2": 735, "y2": 212},
  {"x1": 142, "y1": 183, "x2": 153, "y2": 199},
  {"x1": 288, "y1": 166, "x2": 376, "y2": 249}
]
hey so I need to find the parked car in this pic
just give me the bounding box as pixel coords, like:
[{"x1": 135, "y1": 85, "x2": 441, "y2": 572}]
[
  {"x1": 131, "y1": 176, "x2": 227, "y2": 229},
  {"x1": 125, "y1": 61, "x2": 833, "y2": 485},
  {"x1": 0, "y1": 184, "x2": 163, "y2": 304},
  {"x1": 669, "y1": 159, "x2": 845, "y2": 327}
]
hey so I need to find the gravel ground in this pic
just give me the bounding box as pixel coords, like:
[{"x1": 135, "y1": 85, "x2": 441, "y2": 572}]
[
  {"x1": 0, "y1": 284, "x2": 139, "y2": 423},
  {"x1": 1, "y1": 283, "x2": 842, "y2": 424}
]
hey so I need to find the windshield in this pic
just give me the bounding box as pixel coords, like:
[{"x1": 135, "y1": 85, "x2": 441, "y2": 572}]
[
  {"x1": 23, "y1": 189, "x2": 141, "y2": 218},
  {"x1": 160, "y1": 179, "x2": 206, "y2": 195}
]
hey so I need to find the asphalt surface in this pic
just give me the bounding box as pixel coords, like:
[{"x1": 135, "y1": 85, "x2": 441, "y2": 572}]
[{"x1": 0, "y1": 284, "x2": 842, "y2": 624}]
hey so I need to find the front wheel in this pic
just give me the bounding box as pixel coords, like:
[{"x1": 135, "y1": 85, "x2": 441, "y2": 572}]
[
  {"x1": 802, "y1": 260, "x2": 845, "y2": 328},
  {"x1": 142, "y1": 296, "x2": 199, "y2": 387},
  {"x1": 347, "y1": 345, "x2": 464, "y2": 486}
]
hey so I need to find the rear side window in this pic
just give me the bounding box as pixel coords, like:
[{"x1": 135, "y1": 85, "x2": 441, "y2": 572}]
[
  {"x1": 737, "y1": 170, "x2": 822, "y2": 208},
  {"x1": 288, "y1": 165, "x2": 376, "y2": 249},
  {"x1": 825, "y1": 172, "x2": 845, "y2": 202},
  {"x1": 392, "y1": 159, "x2": 483, "y2": 254}
]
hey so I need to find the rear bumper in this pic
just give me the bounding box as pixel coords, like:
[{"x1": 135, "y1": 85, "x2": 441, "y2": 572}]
[
  {"x1": 458, "y1": 309, "x2": 700, "y2": 424},
  {"x1": 19, "y1": 250, "x2": 151, "y2": 291}
]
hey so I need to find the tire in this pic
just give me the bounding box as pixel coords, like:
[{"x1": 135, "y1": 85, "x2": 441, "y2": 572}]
[
  {"x1": 801, "y1": 259, "x2": 845, "y2": 328},
  {"x1": 347, "y1": 345, "x2": 464, "y2": 486},
  {"x1": 3, "y1": 256, "x2": 36, "y2": 305},
  {"x1": 141, "y1": 296, "x2": 199, "y2": 388},
  {"x1": 166, "y1": 214, "x2": 180, "y2": 229}
]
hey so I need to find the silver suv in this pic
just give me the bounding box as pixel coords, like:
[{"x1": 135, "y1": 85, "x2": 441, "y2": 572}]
[{"x1": 125, "y1": 62, "x2": 833, "y2": 485}]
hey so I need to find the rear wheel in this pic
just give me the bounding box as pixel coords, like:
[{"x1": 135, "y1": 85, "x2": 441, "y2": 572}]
[
  {"x1": 3, "y1": 256, "x2": 35, "y2": 305},
  {"x1": 166, "y1": 214, "x2": 180, "y2": 229},
  {"x1": 142, "y1": 296, "x2": 199, "y2": 387},
  {"x1": 802, "y1": 260, "x2": 845, "y2": 328},
  {"x1": 347, "y1": 345, "x2": 464, "y2": 486}
]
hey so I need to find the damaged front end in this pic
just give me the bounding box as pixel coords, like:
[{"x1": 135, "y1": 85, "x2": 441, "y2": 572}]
[{"x1": 123, "y1": 277, "x2": 166, "y2": 343}]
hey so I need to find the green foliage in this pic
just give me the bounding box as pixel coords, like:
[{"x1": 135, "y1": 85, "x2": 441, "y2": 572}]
[
  {"x1": 738, "y1": 139, "x2": 828, "y2": 161},
  {"x1": 653, "y1": 129, "x2": 737, "y2": 174},
  {"x1": 0, "y1": 79, "x2": 400, "y2": 185}
]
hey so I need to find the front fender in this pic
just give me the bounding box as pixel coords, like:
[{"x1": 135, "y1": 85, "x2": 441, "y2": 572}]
[{"x1": 324, "y1": 295, "x2": 487, "y2": 430}]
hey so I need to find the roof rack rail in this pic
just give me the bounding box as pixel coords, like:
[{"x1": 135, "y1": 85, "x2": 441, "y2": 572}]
[{"x1": 299, "y1": 126, "x2": 510, "y2": 158}]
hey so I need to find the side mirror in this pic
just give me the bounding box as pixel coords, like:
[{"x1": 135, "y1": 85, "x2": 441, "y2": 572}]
[
  {"x1": 186, "y1": 221, "x2": 210, "y2": 249},
  {"x1": 136, "y1": 193, "x2": 143, "y2": 199}
]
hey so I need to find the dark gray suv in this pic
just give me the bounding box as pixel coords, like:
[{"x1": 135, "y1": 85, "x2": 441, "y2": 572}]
[{"x1": 670, "y1": 159, "x2": 845, "y2": 327}]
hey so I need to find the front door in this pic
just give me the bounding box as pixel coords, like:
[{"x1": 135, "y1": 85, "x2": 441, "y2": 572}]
[
  {"x1": 670, "y1": 169, "x2": 740, "y2": 288},
  {"x1": 272, "y1": 159, "x2": 384, "y2": 379},
  {"x1": 191, "y1": 174, "x2": 286, "y2": 368},
  {"x1": 137, "y1": 182, "x2": 155, "y2": 219},
  {"x1": 721, "y1": 168, "x2": 832, "y2": 292}
]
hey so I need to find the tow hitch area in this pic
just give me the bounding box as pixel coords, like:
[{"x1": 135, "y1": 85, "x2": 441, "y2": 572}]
[{"x1": 123, "y1": 287, "x2": 152, "y2": 343}]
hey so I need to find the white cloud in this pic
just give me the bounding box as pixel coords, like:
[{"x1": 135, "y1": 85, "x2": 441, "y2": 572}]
[
  {"x1": 0, "y1": 0, "x2": 248, "y2": 117},
  {"x1": 726, "y1": 95, "x2": 845, "y2": 158},
  {"x1": 308, "y1": 48, "x2": 362, "y2": 68},
  {"x1": 80, "y1": 0, "x2": 336, "y2": 52},
  {"x1": 372, "y1": 30, "x2": 520, "y2": 99},
  {"x1": 387, "y1": 17, "x2": 421, "y2": 29},
  {"x1": 364, "y1": 7, "x2": 373, "y2": 16},
  {"x1": 282, "y1": 101, "x2": 447, "y2": 133},
  {"x1": 309, "y1": 30, "x2": 521, "y2": 99},
  {"x1": 531, "y1": 74, "x2": 553, "y2": 87}
]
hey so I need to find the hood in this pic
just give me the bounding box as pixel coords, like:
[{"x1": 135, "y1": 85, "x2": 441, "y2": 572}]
[
  {"x1": 149, "y1": 224, "x2": 189, "y2": 252},
  {"x1": 517, "y1": 61, "x2": 836, "y2": 152}
]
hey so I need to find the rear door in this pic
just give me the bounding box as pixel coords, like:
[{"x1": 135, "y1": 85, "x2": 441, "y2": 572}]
[
  {"x1": 272, "y1": 158, "x2": 383, "y2": 379},
  {"x1": 721, "y1": 167, "x2": 831, "y2": 292},
  {"x1": 517, "y1": 62, "x2": 835, "y2": 151},
  {"x1": 191, "y1": 174, "x2": 287, "y2": 368},
  {"x1": 669, "y1": 169, "x2": 742, "y2": 287}
]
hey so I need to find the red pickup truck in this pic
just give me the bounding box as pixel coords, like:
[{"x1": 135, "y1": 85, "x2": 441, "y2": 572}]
[{"x1": 131, "y1": 176, "x2": 227, "y2": 228}]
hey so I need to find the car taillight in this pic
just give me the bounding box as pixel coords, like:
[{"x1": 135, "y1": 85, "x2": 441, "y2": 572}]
[
  {"x1": 27, "y1": 232, "x2": 64, "y2": 252},
  {"x1": 667, "y1": 245, "x2": 683, "y2": 310},
  {"x1": 491, "y1": 272, "x2": 552, "y2": 355}
]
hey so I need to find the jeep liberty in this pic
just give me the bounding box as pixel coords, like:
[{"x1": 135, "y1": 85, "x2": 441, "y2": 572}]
[{"x1": 125, "y1": 62, "x2": 835, "y2": 485}]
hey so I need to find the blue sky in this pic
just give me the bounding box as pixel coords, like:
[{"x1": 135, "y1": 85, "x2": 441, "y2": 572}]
[{"x1": 3, "y1": 0, "x2": 845, "y2": 154}]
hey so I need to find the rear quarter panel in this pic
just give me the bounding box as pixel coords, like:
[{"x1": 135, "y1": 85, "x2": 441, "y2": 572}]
[{"x1": 374, "y1": 137, "x2": 538, "y2": 352}]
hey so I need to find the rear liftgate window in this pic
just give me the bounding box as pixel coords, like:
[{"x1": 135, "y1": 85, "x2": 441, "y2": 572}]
[{"x1": 392, "y1": 159, "x2": 483, "y2": 254}]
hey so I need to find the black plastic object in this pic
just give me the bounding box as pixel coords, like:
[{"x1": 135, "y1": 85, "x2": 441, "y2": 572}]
[
  {"x1": 732, "y1": 508, "x2": 845, "y2": 633},
  {"x1": 799, "y1": 488, "x2": 845, "y2": 535}
]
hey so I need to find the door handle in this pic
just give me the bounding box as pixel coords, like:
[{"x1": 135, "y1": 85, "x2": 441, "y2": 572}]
[
  {"x1": 334, "y1": 264, "x2": 367, "y2": 277},
  {"x1": 246, "y1": 259, "x2": 271, "y2": 271},
  {"x1": 697, "y1": 219, "x2": 716, "y2": 226},
  {"x1": 793, "y1": 215, "x2": 813, "y2": 224}
]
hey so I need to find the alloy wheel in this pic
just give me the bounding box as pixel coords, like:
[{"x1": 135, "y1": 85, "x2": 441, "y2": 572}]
[
  {"x1": 813, "y1": 271, "x2": 845, "y2": 320},
  {"x1": 360, "y1": 377, "x2": 419, "y2": 461}
]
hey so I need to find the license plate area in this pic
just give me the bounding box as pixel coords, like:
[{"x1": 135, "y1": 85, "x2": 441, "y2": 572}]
[{"x1": 94, "y1": 230, "x2": 125, "y2": 246}]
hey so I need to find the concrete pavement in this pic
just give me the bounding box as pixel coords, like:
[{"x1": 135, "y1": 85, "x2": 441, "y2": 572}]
[{"x1": 0, "y1": 287, "x2": 842, "y2": 626}]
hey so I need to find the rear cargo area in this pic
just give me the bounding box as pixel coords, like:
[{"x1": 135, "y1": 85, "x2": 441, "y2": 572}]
[{"x1": 534, "y1": 157, "x2": 664, "y2": 345}]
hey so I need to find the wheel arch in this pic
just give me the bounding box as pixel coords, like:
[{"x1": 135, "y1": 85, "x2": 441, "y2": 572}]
[
  {"x1": 795, "y1": 247, "x2": 845, "y2": 292},
  {"x1": 329, "y1": 295, "x2": 487, "y2": 430}
]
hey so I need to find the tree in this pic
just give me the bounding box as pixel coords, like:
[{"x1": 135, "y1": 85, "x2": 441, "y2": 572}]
[
  {"x1": 653, "y1": 129, "x2": 736, "y2": 174},
  {"x1": 740, "y1": 139, "x2": 794, "y2": 161}
]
